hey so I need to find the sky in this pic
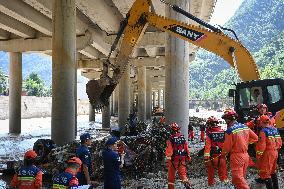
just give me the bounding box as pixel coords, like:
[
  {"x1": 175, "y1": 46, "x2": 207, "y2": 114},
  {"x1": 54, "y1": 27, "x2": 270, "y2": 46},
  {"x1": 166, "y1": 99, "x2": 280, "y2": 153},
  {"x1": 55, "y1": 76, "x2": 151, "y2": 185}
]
[{"x1": 209, "y1": 0, "x2": 244, "y2": 25}]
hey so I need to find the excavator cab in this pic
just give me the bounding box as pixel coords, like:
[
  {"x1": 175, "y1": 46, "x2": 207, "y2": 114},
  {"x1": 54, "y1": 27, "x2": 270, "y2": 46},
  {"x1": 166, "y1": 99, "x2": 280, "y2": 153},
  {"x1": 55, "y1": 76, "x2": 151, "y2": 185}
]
[{"x1": 230, "y1": 78, "x2": 284, "y2": 128}]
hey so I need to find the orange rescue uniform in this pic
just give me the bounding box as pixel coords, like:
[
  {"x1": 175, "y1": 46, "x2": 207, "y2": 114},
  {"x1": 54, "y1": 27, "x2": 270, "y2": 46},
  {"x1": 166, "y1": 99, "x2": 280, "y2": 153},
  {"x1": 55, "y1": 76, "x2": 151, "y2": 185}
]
[
  {"x1": 204, "y1": 127, "x2": 228, "y2": 186},
  {"x1": 165, "y1": 133, "x2": 191, "y2": 189},
  {"x1": 256, "y1": 126, "x2": 282, "y2": 179},
  {"x1": 222, "y1": 122, "x2": 258, "y2": 189},
  {"x1": 11, "y1": 165, "x2": 42, "y2": 189}
]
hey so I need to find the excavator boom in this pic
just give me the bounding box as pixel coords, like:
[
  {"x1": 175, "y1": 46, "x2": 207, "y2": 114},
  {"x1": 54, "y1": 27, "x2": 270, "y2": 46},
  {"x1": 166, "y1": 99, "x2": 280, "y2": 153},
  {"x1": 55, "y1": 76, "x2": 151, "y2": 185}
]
[{"x1": 86, "y1": 0, "x2": 260, "y2": 109}]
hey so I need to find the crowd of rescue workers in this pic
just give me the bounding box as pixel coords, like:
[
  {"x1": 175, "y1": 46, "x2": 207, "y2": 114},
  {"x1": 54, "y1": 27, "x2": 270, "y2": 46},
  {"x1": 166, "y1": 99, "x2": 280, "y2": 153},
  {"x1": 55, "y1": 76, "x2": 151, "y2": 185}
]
[{"x1": 9, "y1": 103, "x2": 282, "y2": 189}]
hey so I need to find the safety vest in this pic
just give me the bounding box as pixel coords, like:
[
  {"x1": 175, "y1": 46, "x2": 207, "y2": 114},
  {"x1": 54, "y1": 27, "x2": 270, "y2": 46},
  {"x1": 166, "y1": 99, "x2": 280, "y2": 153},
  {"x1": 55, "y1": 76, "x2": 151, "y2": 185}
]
[
  {"x1": 208, "y1": 130, "x2": 225, "y2": 155},
  {"x1": 170, "y1": 133, "x2": 188, "y2": 157},
  {"x1": 52, "y1": 171, "x2": 78, "y2": 189},
  {"x1": 16, "y1": 165, "x2": 40, "y2": 187}
]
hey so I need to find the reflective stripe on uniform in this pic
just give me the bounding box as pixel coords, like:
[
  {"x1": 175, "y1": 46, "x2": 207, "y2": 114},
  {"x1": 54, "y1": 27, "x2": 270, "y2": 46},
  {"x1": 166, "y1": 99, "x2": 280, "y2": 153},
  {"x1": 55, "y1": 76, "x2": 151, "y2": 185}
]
[
  {"x1": 256, "y1": 151, "x2": 263, "y2": 155},
  {"x1": 204, "y1": 153, "x2": 210, "y2": 157},
  {"x1": 18, "y1": 176, "x2": 35, "y2": 181},
  {"x1": 232, "y1": 127, "x2": 249, "y2": 134},
  {"x1": 168, "y1": 182, "x2": 175, "y2": 185},
  {"x1": 166, "y1": 156, "x2": 171, "y2": 160},
  {"x1": 52, "y1": 183, "x2": 67, "y2": 189}
]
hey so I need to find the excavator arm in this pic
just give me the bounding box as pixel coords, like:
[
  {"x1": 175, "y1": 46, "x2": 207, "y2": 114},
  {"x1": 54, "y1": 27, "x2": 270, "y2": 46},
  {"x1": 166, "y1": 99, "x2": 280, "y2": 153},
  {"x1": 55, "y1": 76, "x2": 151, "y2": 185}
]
[{"x1": 87, "y1": 0, "x2": 260, "y2": 109}]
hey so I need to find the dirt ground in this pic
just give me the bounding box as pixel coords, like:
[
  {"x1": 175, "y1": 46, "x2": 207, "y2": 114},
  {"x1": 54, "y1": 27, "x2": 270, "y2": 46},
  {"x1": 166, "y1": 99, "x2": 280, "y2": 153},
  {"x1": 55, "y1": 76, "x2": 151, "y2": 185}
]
[{"x1": 1, "y1": 111, "x2": 283, "y2": 189}]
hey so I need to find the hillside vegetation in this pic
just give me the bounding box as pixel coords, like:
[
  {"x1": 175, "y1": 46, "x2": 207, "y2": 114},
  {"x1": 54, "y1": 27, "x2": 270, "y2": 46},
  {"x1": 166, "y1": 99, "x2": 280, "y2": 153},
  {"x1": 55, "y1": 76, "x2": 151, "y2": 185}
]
[{"x1": 189, "y1": 0, "x2": 284, "y2": 99}]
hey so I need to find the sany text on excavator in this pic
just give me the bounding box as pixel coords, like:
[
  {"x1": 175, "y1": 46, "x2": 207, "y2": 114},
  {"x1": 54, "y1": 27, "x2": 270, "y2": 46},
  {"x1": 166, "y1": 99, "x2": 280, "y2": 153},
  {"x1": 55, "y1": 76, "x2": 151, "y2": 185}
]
[{"x1": 86, "y1": 0, "x2": 284, "y2": 130}]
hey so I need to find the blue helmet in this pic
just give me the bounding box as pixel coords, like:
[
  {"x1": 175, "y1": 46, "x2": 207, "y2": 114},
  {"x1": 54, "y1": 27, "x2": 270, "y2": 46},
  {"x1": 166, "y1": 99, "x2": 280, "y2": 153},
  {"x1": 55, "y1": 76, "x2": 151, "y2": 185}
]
[
  {"x1": 105, "y1": 137, "x2": 118, "y2": 146},
  {"x1": 80, "y1": 133, "x2": 91, "y2": 141}
]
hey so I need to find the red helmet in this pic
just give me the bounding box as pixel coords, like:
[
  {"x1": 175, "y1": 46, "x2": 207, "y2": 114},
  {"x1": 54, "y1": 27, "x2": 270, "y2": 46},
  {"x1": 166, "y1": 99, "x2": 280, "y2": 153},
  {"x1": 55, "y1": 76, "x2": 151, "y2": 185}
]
[
  {"x1": 67, "y1": 157, "x2": 82, "y2": 166},
  {"x1": 170, "y1": 122, "x2": 180, "y2": 132},
  {"x1": 24, "y1": 150, "x2": 37, "y2": 159},
  {"x1": 222, "y1": 110, "x2": 238, "y2": 120},
  {"x1": 259, "y1": 115, "x2": 270, "y2": 123},
  {"x1": 206, "y1": 116, "x2": 219, "y2": 127},
  {"x1": 257, "y1": 103, "x2": 267, "y2": 110}
]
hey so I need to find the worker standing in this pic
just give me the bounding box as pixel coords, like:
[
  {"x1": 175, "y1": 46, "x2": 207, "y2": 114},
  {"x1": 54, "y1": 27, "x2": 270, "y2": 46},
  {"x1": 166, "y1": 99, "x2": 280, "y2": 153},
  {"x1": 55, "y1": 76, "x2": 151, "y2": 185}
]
[
  {"x1": 10, "y1": 150, "x2": 42, "y2": 189},
  {"x1": 52, "y1": 157, "x2": 82, "y2": 189},
  {"x1": 246, "y1": 103, "x2": 274, "y2": 167},
  {"x1": 200, "y1": 124, "x2": 205, "y2": 142},
  {"x1": 221, "y1": 110, "x2": 258, "y2": 189},
  {"x1": 255, "y1": 115, "x2": 282, "y2": 189},
  {"x1": 204, "y1": 116, "x2": 228, "y2": 187},
  {"x1": 76, "y1": 133, "x2": 96, "y2": 186},
  {"x1": 165, "y1": 122, "x2": 192, "y2": 189},
  {"x1": 188, "y1": 124, "x2": 194, "y2": 141},
  {"x1": 102, "y1": 137, "x2": 124, "y2": 189},
  {"x1": 246, "y1": 103, "x2": 274, "y2": 135}
]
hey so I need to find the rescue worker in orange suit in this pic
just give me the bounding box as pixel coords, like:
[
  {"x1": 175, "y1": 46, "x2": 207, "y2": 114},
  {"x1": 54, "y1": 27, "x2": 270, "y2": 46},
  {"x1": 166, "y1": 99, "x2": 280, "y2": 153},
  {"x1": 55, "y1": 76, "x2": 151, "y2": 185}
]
[
  {"x1": 10, "y1": 150, "x2": 42, "y2": 189},
  {"x1": 188, "y1": 124, "x2": 194, "y2": 141},
  {"x1": 165, "y1": 122, "x2": 192, "y2": 189},
  {"x1": 246, "y1": 103, "x2": 275, "y2": 135},
  {"x1": 200, "y1": 124, "x2": 205, "y2": 142},
  {"x1": 246, "y1": 103, "x2": 274, "y2": 167},
  {"x1": 255, "y1": 115, "x2": 282, "y2": 189},
  {"x1": 221, "y1": 110, "x2": 258, "y2": 189},
  {"x1": 204, "y1": 116, "x2": 228, "y2": 186},
  {"x1": 52, "y1": 157, "x2": 82, "y2": 189}
]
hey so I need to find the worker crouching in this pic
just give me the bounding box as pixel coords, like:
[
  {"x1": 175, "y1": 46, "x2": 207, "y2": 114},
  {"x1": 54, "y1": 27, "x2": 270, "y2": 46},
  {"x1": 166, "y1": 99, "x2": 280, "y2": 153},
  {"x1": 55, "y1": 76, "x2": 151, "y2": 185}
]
[
  {"x1": 221, "y1": 110, "x2": 258, "y2": 189},
  {"x1": 165, "y1": 122, "x2": 192, "y2": 189},
  {"x1": 52, "y1": 157, "x2": 82, "y2": 189},
  {"x1": 255, "y1": 115, "x2": 282, "y2": 189},
  {"x1": 204, "y1": 116, "x2": 228, "y2": 186},
  {"x1": 10, "y1": 150, "x2": 42, "y2": 189}
]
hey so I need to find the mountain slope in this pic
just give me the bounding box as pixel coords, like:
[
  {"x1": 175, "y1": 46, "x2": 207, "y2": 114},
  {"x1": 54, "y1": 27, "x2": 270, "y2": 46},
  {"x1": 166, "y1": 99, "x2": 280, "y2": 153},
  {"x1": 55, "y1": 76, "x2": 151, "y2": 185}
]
[
  {"x1": 0, "y1": 52, "x2": 52, "y2": 86},
  {"x1": 189, "y1": 0, "x2": 284, "y2": 100}
]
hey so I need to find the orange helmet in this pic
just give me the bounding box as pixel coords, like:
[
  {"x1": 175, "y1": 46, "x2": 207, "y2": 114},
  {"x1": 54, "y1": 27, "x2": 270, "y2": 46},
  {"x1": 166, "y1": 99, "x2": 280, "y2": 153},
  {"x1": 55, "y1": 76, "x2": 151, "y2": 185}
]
[
  {"x1": 67, "y1": 157, "x2": 82, "y2": 166},
  {"x1": 206, "y1": 116, "x2": 219, "y2": 127},
  {"x1": 259, "y1": 115, "x2": 270, "y2": 124},
  {"x1": 24, "y1": 150, "x2": 37, "y2": 159},
  {"x1": 222, "y1": 110, "x2": 238, "y2": 120},
  {"x1": 170, "y1": 122, "x2": 180, "y2": 132},
  {"x1": 257, "y1": 103, "x2": 267, "y2": 110}
]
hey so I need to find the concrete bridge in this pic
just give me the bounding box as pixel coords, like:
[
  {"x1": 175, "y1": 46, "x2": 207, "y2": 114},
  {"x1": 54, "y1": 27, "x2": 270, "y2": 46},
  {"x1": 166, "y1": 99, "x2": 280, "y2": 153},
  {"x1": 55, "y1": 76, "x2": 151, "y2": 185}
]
[{"x1": 0, "y1": 0, "x2": 216, "y2": 145}]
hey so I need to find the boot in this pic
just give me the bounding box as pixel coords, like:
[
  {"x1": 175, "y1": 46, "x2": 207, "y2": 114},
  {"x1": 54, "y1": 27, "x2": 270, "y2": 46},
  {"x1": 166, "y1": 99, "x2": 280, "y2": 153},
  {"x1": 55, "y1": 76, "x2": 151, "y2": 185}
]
[
  {"x1": 271, "y1": 173, "x2": 279, "y2": 189},
  {"x1": 183, "y1": 181, "x2": 192, "y2": 189},
  {"x1": 255, "y1": 177, "x2": 265, "y2": 184},
  {"x1": 264, "y1": 178, "x2": 273, "y2": 189}
]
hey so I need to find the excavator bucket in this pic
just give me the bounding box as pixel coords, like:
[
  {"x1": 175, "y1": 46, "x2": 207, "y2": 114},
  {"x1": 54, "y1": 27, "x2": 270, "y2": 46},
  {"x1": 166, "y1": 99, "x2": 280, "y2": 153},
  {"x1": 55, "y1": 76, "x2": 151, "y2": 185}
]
[{"x1": 86, "y1": 78, "x2": 116, "y2": 109}]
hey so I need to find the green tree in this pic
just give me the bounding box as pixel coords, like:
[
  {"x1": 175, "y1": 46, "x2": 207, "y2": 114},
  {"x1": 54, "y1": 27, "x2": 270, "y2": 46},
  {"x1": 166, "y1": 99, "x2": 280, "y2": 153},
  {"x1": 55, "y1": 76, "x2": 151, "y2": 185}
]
[
  {"x1": 0, "y1": 68, "x2": 8, "y2": 95},
  {"x1": 24, "y1": 72, "x2": 46, "y2": 96}
]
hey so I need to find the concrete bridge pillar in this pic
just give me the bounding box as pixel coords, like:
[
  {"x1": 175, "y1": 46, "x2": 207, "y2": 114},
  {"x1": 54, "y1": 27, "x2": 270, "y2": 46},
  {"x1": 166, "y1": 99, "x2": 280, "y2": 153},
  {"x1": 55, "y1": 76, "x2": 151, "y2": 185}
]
[
  {"x1": 158, "y1": 89, "x2": 161, "y2": 108},
  {"x1": 9, "y1": 52, "x2": 22, "y2": 134},
  {"x1": 165, "y1": 0, "x2": 189, "y2": 140},
  {"x1": 118, "y1": 64, "x2": 130, "y2": 133},
  {"x1": 146, "y1": 76, "x2": 152, "y2": 119},
  {"x1": 152, "y1": 91, "x2": 156, "y2": 108},
  {"x1": 52, "y1": 0, "x2": 76, "y2": 145},
  {"x1": 89, "y1": 103, "x2": 96, "y2": 122},
  {"x1": 102, "y1": 103, "x2": 110, "y2": 128},
  {"x1": 130, "y1": 82, "x2": 135, "y2": 114},
  {"x1": 137, "y1": 66, "x2": 146, "y2": 121},
  {"x1": 113, "y1": 87, "x2": 118, "y2": 115}
]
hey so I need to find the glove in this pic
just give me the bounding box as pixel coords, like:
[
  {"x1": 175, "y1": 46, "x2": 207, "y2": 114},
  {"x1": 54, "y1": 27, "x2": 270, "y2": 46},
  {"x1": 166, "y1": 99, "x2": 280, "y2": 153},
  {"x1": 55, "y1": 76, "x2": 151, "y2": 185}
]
[
  {"x1": 204, "y1": 157, "x2": 211, "y2": 167},
  {"x1": 187, "y1": 156, "x2": 192, "y2": 162}
]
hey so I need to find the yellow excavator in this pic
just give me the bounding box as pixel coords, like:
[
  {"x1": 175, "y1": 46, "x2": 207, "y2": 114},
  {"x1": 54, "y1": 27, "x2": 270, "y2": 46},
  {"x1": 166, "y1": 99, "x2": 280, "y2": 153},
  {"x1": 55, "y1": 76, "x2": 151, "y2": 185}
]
[{"x1": 86, "y1": 0, "x2": 284, "y2": 130}]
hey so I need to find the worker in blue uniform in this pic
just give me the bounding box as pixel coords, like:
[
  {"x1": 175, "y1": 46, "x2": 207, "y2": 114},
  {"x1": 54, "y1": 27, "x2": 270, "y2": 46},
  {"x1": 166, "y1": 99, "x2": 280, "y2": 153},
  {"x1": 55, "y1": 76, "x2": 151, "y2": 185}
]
[
  {"x1": 102, "y1": 137, "x2": 124, "y2": 189},
  {"x1": 76, "y1": 133, "x2": 96, "y2": 186}
]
